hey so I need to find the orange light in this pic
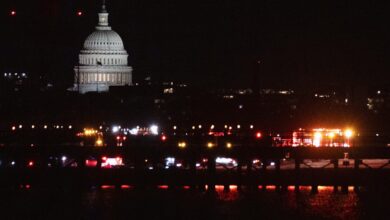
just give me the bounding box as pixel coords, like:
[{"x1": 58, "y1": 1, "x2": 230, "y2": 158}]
[
  {"x1": 178, "y1": 141, "x2": 186, "y2": 148},
  {"x1": 344, "y1": 129, "x2": 353, "y2": 138},
  {"x1": 95, "y1": 138, "x2": 103, "y2": 146},
  {"x1": 226, "y1": 142, "x2": 232, "y2": 149},
  {"x1": 207, "y1": 142, "x2": 214, "y2": 148}
]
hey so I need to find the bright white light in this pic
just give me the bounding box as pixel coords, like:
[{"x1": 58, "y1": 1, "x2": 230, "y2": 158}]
[
  {"x1": 250, "y1": 125, "x2": 254, "y2": 129},
  {"x1": 68, "y1": 125, "x2": 72, "y2": 129},
  {"x1": 165, "y1": 157, "x2": 175, "y2": 166},
  {"x1": 216, "y1": 157, "x2": 237, "y2": 166},
  {"x1": 270, "y1": 162, "x2": 275, "y2": 166},
  {"x1": 101, "y1": 157, "x2": 124, "y2": 168},
  {"x1": 112, "y1": 126, "x2": 120, "y2": 133},
  {"x1": 150, "y1": 125, "x2": 159, "y2": 135},
  {"x1": 344, "y1": 129, "x2": 353, "y2": 138},
  {"x1": 11, "y1": 161, "x2": 15, "y2": 166},
  {"x1": 196, "y1": 163, "x2": 200, "y2": 167},
  {"x1": 313, "y1": 132, "x2": 322, "y2": 147},
  {"x1": 61, "y1": 156, "x2": 67, "y2": 162},
  {"x1": 176, "y1": 163, "x2": 182, "y2": 168},
  {"x1": 198, "y1": 125, "x2": 202, "y2": 129},
  {"x1": 210, "y1": 125, "x2": 215, "y2": 129},
  {"x1": 129, "y1": 127, "x2": 139, "y2": 135}
]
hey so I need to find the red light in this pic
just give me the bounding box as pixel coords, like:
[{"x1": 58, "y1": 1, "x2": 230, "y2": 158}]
[
  {"x1": 10, "y1": 10, "x2": 16, "y2": 16},
  {"x1": 123, "y1": 136, "x2": 127, "y2": 140},
  {"x1": 102, "y1": 156, "x2": 107, "y2": 161},
  {"x1": 161, "y1": 135, "x2": 167, "y2": 141},
  {"x1": 85, "y1": 159, "x2": 98, "y2": 167},
  {"x1": 158, "y1": 185, "x2": 169, "y2": 189},
  {"x1": 255, "y1": 132, "x2": 262, "y2": 139},
  {"x1": 77, "y1": 11, "x2": 83, "y2": 16},
  {"x1": 116, "y1": 136, "x2": 121, "y2": 140},
  {"x1": 28, "y1": 161, "x2": 34, "y2": 167}
]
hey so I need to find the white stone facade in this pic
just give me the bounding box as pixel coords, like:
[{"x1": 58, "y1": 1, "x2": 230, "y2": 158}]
[{"x1": 72, "y1": 3, "x2": 132, "y2": 94}]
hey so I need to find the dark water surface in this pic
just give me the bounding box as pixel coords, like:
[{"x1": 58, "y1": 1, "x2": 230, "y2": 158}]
[{"x1": 0, "y1": 186, "x2": 388, "y2": 219}]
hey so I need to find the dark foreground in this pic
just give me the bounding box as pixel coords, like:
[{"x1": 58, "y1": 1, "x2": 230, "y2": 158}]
[{"x1": 0, "y1": 186, "x2": 389, "y2": 220}]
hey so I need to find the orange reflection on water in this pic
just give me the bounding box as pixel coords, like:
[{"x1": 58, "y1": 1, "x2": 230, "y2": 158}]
[{"x1": 318, "y1": 186, "x2": 334, "y2": 192}]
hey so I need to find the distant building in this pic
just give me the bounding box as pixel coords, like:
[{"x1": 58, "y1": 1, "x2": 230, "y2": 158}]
[{"x1": 71, "y1": 1, "x2": 132, "y2": 94}]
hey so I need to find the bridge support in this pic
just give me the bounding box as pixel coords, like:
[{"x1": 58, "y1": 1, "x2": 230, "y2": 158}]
[{"x1": 311, "y1": 185, "x2": 318, "y2": 194}]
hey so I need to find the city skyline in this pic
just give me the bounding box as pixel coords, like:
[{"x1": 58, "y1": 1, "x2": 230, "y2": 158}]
[{"x1": 1, "y1": 0, "x2": 390, "y2": 89}]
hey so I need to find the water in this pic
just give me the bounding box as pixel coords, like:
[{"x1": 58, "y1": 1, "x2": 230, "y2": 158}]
[{"x1": 0, "y1": 186, "x2": 388, "y2": 219}]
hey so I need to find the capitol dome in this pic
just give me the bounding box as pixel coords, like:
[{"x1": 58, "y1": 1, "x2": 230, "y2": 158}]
[
  {"x1": 83, "y1": 30, "x2": 125, "y2": 51},
  {"x1": 72, "y1": 1, "x2": 133, "y2": 94}
]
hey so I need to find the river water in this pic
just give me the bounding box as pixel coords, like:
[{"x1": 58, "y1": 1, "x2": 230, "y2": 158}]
[{"x1": 0, "y1": 186, "x2": 388, "y2": 219}]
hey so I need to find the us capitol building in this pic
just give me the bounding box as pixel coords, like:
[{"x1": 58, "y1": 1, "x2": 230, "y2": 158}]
[{"x1": 71, "y1": 2, "x2": 133, "y2": 94}]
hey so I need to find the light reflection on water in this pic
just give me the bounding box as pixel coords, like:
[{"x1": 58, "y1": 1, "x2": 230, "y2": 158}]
[{"x1": 0, "y1": 185, "x2": 388, "y2": 219}]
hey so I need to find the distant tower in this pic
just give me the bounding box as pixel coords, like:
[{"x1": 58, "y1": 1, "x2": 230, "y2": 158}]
[{"x1": 72, "y1": 0, "x2": 132, "y2": 94}]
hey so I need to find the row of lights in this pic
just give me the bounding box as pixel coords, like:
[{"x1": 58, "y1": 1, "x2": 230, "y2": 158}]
[
  {"x1": 11, "y1": 125, "x2": 73, "y2": 131},
  {"x1": 180, "y1": 124, "x2": 255, "y2": 130},
  {"x1": 7, "y1": 10, "x2": 85, "y2": 17},
  {"x1": 176, "y1": 141, "x2": 233, "y2": 149}
]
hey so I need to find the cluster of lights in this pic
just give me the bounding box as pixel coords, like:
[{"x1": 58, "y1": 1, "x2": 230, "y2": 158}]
[
  {"x1": 83, "y1": 128, "x2": 99, "y2": 136},
  {"x1": 178, "y1": 142, "x2": 186, "y2": 148},
  {"x1": 113, "y1": 125, "x2": 159, "y2": 136},
  {"x1": 311, "y1": 128, "x2": 354, "y2": 147}
]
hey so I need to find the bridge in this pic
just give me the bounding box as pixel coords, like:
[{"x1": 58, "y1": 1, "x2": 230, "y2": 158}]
[{"x1": 1, "y1": 145, "x2": 390, "y2": 193}]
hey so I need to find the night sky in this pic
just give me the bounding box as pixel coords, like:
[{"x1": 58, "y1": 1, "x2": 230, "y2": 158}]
[{"x1": 1, "y1": 0, "x2": 390, "y2": 89}]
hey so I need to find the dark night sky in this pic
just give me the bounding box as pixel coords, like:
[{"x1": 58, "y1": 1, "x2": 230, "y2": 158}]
[{"x1": 1, "y1": 0, "x2": 390, "y2": 89}]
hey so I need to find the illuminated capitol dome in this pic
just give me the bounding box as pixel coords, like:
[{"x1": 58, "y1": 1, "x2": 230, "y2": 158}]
[{"x1": 72, "y1": 1, "x2": 132, "y2": 93}]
